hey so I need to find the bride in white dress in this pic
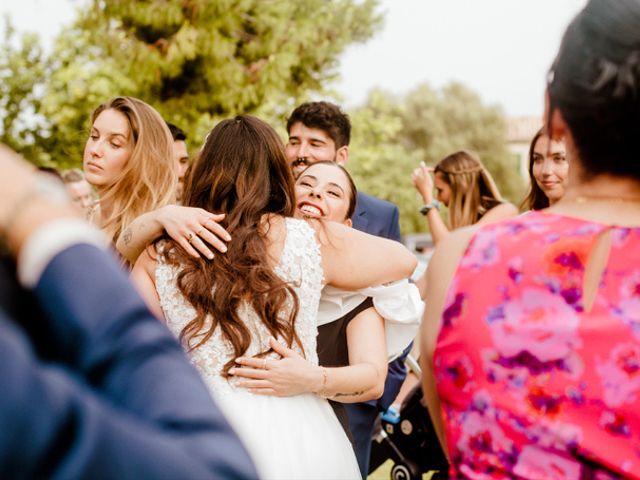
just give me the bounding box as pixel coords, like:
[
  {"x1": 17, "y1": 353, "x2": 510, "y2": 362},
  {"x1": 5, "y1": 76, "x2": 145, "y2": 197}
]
[{"x1": 131, "y1": 115, "x2": 416, "y2": 479}]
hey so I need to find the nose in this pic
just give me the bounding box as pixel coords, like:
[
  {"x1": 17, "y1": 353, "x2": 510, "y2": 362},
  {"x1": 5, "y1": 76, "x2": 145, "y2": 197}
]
[
  {"x1": 540, "y1": 158, "x2": 554, "y2": 175},
  {"x1": 309, "y1": 186, "x2": 322, "y2": 199},
  {"x1": 88, "y1": 139, "x2": 103, "y2": 158},
  {"x1": 296, "y1": 142, "x2": 309, "y2": 159}
]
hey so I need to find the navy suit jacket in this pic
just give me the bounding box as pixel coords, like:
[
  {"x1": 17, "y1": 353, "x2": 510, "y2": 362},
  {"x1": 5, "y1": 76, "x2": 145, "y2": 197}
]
[
  {"x1": 349, "y1": 191, "x2": 407, "y2": 409},
  {"x1": 351, "y1": 192, "x2": 401, "y2": 242},
  {"x1": 0, "y1": 245, "x2": 256, "y2": 479}
]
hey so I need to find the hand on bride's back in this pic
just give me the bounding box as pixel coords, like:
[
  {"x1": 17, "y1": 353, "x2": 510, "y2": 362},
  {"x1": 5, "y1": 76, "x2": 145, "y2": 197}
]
[{"x1": 230, "y1": 338, "x2": 322, "y2": 397}]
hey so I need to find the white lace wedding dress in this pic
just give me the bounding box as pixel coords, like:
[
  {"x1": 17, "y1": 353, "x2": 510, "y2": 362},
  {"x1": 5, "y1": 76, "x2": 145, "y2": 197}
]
[{"x1": 155, "y1": 218, "x2": 361, "y2": 480}]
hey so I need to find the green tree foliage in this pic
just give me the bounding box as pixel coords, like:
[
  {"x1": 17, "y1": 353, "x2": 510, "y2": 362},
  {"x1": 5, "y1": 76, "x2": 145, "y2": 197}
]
[
  {"x1": 33, "y1": 0, "x2": 381, "y2": 165},
  {"x1": 348, "y1": 89, "x2": 424, "y2": 234},
  {"x1": 1, "y1": 0, "x2": 381, "y2": 165},
  {"x1": 349, "y1": 83, "x2": 525, "y2": 235},
  {"x1": 0, "y1": 18, "x2": 49, "y2": 163}
]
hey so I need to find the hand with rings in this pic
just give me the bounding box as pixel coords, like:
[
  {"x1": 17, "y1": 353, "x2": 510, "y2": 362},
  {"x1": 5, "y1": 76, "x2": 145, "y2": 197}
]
[{"x1": 152, "y1": 205, "x2": 232, "y2": 259}]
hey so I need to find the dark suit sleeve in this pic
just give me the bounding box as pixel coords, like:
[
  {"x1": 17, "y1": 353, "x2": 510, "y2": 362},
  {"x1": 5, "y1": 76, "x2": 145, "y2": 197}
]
[
  {"x1": 0, "y1": 244, "x2": 256, "y2": 480},
  {"x1": 386, "y1": 204, "x2": 401, "y2": 242}
]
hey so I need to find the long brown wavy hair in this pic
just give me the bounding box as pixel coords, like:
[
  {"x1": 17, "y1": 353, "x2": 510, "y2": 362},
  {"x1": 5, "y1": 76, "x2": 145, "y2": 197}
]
[
  {"x1": 435, "y1": 150, "x2": 504, "y2": 229},
  {"x1": 162, "y1": 115, "x2": 302, "y2": 376}
]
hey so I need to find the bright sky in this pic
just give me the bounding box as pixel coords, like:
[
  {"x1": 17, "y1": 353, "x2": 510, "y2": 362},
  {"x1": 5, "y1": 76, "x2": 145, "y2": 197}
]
[{"x1": 2, "y1": 0, "x2": 586, "y2": 117}]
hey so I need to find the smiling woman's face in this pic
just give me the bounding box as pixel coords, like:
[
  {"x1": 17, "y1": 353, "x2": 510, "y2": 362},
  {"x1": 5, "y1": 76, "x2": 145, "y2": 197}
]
[
  {"x1": 294, "y1": 163, "x2": 353, "y2": 225},
  {"x1": 532, "y1": 135, "x2": 568, "y2": 205}
]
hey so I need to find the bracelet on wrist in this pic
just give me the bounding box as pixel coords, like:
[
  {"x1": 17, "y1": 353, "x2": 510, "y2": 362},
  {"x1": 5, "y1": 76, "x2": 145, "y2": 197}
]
[
  {"x1": 419, "y1": 200, "x2": 441, "y2": 216},
  {"x1": 318, "y1": 367, "x2": 329, "y2": 398}
]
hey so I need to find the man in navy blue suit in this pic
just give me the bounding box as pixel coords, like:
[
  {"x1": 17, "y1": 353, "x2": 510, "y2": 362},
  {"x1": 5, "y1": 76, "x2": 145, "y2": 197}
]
[
  {"x1": 285, "y1": 102, "x2": 408, "y2": 476},
  {"x1": 0, "y1": 144, "x2": 257, "y2": 479}
]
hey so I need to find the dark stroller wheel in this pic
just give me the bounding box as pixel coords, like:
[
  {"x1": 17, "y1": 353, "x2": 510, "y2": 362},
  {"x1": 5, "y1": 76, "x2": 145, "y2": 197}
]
[{"x1": 390, "y1": 462, "x2": 420, "y2": 480}]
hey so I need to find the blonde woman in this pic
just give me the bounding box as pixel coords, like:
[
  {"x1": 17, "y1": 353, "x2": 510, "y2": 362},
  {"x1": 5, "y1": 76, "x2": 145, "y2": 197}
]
[
  {"x1": 411, "y1": 150, "x2": 517, "y2": 245},
  {"x1": 83, "y1": 96, "x2": 176, "y2": 246}
]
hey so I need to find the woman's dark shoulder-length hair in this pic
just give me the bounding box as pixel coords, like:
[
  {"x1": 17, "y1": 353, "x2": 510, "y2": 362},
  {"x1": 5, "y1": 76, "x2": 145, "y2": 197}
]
[{"x1": 547, "y1": 0, "x2": 640, "y2": 181}]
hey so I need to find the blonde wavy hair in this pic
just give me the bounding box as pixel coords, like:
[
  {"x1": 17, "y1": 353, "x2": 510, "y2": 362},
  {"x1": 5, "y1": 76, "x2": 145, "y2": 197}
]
[
  {"x1": 89, "y1": 97, "x2": 176, "y2": 243},
  {"x1": 434, "y1": 150, "x2": 503, "y2": 230}
]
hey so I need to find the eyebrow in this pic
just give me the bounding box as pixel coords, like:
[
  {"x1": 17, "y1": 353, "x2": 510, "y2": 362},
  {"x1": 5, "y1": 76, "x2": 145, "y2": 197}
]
[
  {"x1": 91, "y1": 127, "x2": 129, "y2": 139},
  {"x1": 289, "y1": 135, "x2": 327, "y2": 145},
  {"x1": 327, "y1": 182, "x2": 345, "y2": 194},
  {"x1": 297, "y1": 174, "x2": 317, "y2": 182}
]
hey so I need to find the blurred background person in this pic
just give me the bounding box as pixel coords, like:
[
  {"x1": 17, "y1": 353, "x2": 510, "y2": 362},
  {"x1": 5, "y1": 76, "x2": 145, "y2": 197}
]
[
  {"x1": 61, "y1": 167, "x2": 94, "y2": 216},
  {"x1": 166, "y1": 122, "x2": 190, "y2": 204},
  {"x1": 412, "y1": 150, "x2": 518, "y2": 246},
  {"x1": 37, "y1": 165, "x2": 63, "y2": 182},
  {"x1": 421, "y1": 0, "x2": 640, "y2": 476},
  {"x1": 521, "y1": 128, "x2": 568, "y2": 210}
]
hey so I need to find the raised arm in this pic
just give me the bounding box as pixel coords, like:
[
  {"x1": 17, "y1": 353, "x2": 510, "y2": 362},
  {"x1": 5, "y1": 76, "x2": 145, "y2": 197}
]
[
  {"x1": 316, "y1": 220, "x2": 417, "y2": 290},
  {"x1": 412, "y1": 162, "x2": 450, "y2": 244},
  {"x1": 115, "y1": 205, "x2": 230, "y2": 264}
]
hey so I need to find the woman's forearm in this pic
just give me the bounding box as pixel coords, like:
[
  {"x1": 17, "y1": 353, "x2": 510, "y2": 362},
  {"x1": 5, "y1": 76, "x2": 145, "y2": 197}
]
[
  {"x1": 425, "y1": 209, "x2": 450, "y2": 245},
  {"x1": 318, "y1": 362, "x2": 387, "y2": 403},
  {"x1": 116, "y1": 210, "x2": 165, "y2": 264}
]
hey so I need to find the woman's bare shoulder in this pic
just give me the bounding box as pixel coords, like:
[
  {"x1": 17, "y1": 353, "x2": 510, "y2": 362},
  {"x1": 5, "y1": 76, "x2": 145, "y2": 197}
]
[{"x1": 480, "y1": 202, "x2": 519, "y2": 225}]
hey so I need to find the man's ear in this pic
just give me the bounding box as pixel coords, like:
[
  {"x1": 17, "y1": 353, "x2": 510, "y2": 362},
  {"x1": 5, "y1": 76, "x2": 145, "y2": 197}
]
[
  {"x1": 335, "y1": 145, "x2": 349, "y2": 166},
  {"x1": 544, "y1": 89, "x2": 568, "y2": 141}
]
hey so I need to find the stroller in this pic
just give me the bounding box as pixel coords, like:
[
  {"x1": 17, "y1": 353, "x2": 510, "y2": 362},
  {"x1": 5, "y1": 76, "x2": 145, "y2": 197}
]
[{"x1": 368, "y1": 355, "x2": 449, "y2": 480}]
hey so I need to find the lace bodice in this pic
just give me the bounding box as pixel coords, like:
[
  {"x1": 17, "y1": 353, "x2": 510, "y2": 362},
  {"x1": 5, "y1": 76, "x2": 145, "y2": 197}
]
[{"x1": 155, "y1": 217, "x2": 323, "y2": 395}]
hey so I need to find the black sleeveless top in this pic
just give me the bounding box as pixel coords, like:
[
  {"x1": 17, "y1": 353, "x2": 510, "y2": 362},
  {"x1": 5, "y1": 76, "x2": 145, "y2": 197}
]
[{"x1": 316, "y1": 296, "x2": 374, "y2": 442}]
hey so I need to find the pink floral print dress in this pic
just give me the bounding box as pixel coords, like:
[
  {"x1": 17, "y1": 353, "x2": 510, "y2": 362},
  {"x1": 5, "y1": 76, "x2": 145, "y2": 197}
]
[{"x1": 434, "y1": 211, "x2": 640, "y2": 479}]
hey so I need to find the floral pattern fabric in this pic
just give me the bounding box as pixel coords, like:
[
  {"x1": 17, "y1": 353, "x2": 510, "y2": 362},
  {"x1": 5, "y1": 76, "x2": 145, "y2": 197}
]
[{"x1": 434, "y1": 211, "x2": 640, "y2": 479}]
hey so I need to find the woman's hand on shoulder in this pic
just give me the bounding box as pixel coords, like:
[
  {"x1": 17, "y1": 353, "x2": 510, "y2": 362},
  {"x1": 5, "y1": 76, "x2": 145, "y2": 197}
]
[{"x1": 157, "y1": 205, "x2": 231, "y2": 259}]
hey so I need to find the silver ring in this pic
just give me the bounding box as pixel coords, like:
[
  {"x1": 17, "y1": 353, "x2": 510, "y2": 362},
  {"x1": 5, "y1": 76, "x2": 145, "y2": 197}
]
[{"x1": 262, "y1": 358, "x2": 267, "y2": 369}]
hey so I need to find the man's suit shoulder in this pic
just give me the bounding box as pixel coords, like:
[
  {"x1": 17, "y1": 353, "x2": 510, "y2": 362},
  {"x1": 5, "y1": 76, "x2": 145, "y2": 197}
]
[
  {"x1": 353, "y1": 192, "x2": 401, "y2": 241},
  {"x1": 356, "y1": 191, "x2": 398, "y2": 214}
]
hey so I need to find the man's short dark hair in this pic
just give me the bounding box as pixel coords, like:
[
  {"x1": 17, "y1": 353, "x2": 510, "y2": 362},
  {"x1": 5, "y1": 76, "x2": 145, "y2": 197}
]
[
  {"x1": 286, "y1": 101, "x2": 351, "y2": 148},
  {"x1": 166, "y1": 122, "x2": 187, "y2": 142}
]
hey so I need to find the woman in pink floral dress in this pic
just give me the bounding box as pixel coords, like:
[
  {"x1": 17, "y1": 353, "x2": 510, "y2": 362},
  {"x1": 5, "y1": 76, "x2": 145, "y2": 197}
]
[{"x1": 420, "y1": 0, "x2": 640, "y2": 478}]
